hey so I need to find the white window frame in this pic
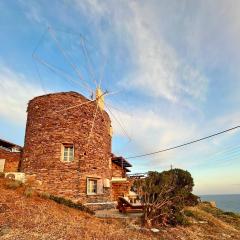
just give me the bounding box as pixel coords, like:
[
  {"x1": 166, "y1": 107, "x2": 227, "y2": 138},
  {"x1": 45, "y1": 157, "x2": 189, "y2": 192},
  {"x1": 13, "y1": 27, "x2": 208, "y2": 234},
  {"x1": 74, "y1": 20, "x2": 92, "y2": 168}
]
[
  {"x1": 87, "y1": 178, "x2": 97, "y2": 195},
  {"x1": 61, "y1": 144, "x2": 74, "y2": 162},
  {"x1": 87, "y1": 178, "x2": 103, "y2": 195},
  {"x1": 0, "y1": 159, "x2": 5, "y2": 172}
]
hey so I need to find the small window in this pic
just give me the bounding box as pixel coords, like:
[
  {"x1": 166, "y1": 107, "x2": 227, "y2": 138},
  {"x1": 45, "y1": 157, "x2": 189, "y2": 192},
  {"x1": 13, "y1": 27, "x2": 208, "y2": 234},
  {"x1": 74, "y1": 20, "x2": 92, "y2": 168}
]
[
  {"x1": 61, "y1": 144, "x2": 74, "y2": 162},
  {"x1": 87, "y1": 178, "x2": 97, "y2": 194},
  {"x1": 0, "y1": 159, "x2": 5, "y2": 172}
]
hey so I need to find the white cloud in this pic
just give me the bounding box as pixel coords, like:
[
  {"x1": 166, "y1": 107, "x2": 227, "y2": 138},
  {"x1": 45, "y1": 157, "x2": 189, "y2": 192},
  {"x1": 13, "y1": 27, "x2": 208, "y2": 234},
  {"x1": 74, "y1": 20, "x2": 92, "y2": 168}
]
[
  {"x1": 76, "y1": 1, "x2": 208, "y2": 103},
  {"x1": 0, "y1": 65, "x2": 43, "y2": 125},
  {"x1": 108, "y1": 105, "x2": 197, "y2": 156},
  {"x1": 18, "y1": 0, "x2": 49, "y2": 25},
  {"x1": 119, "y1": 1, "x2": 208, "y2": 103}
]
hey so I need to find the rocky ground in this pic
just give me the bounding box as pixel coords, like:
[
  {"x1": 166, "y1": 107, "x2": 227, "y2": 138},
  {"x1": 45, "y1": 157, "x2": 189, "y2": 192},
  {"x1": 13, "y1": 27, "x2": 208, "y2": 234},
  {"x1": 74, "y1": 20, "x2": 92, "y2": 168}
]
[{"x1": 0, "y1": 178, "x2": 240, "y2": 240}]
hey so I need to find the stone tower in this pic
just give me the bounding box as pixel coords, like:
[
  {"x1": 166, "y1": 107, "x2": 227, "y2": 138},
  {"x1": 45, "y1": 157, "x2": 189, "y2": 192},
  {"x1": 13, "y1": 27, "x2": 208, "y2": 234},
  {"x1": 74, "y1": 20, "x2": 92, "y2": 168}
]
[{"x1": 21, "y1": 91, "x2": 112, "y2": 203}]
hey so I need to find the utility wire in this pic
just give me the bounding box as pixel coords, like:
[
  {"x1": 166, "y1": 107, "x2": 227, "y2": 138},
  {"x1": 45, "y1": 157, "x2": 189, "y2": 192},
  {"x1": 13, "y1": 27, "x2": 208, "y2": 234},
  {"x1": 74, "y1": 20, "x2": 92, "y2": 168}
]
[{"x1": 126, "y1": 124, "x2": 240, "y2": 159}]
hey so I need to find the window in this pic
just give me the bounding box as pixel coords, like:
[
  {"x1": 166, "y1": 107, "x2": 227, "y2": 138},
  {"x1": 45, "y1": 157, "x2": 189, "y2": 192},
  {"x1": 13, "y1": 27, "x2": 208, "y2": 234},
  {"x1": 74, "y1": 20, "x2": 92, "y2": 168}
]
[
  {"x1": 87, "y1": 178, "x2": 97, "y2": 194},
  {"x1": 61, "y1": 144, "x2": 74, "y2": 162},
  {"x1": 0, "y1": 159, "x2": 5, "y2": 172}
]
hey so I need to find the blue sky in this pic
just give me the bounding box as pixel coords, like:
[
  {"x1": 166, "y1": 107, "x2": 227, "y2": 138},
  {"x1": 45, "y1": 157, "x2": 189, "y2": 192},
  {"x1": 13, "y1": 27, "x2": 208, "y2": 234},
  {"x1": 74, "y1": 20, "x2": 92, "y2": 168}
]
[{"x1": 1, "y1": 0, "x2": 240, "y2": 194}]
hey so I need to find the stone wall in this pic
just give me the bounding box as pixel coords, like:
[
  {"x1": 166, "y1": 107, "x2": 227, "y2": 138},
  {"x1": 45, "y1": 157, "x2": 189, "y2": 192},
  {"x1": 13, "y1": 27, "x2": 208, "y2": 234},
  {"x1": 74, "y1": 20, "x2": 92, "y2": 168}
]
[
  {"x1": 21, "y1": 92, "x2": 112, "y2": 203},
  {"x1": 0, "y1": 148, "x2": 21, "y2": 172},
  {"x1": 111, "y1": 181, "x2": 131, "y2": 201},
  {"x1": 112, "y1": 162, "x2": 126, "y2": 178}
]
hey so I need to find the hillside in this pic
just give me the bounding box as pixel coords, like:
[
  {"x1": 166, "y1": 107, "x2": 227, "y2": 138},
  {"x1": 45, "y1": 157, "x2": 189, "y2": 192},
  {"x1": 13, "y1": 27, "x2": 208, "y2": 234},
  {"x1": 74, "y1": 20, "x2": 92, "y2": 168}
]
[{"x1": 1, "y1": 178, "x2": 240, "y2": 240}]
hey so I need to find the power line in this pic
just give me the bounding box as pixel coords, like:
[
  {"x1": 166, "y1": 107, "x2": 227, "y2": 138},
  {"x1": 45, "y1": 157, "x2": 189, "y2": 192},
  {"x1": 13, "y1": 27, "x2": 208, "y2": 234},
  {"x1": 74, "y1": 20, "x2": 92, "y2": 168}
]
[{"x1": 126, "y1": 124, "x2": 240, "y2": 159}]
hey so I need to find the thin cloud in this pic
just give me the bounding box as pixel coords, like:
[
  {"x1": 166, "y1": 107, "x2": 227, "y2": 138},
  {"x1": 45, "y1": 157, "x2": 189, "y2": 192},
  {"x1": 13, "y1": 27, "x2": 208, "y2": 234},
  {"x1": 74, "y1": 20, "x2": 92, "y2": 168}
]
[{"x1": 0, "y1": 65, "x2": 43, "y2": 125}]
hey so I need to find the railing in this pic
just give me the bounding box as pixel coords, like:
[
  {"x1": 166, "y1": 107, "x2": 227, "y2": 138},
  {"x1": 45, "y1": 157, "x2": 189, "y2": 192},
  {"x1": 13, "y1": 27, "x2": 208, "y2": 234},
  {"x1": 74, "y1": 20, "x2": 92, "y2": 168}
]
[
  {"x1": 0, "y1": 146, "x2": 21, "y2": 152},
  {"x1": 127, "y1": 172, "x2": 148, "y2": 179},
  {"x1": 0, "y1": 146, "x2": 12, "y2": 152}
]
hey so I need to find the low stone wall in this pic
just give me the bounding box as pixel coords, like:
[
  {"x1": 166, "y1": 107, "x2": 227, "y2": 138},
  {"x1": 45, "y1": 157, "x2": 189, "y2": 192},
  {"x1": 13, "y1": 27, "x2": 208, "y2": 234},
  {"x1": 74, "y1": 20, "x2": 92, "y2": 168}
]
[{"x1": 84, "y1": 202, "x2": 117, "y2": 211}]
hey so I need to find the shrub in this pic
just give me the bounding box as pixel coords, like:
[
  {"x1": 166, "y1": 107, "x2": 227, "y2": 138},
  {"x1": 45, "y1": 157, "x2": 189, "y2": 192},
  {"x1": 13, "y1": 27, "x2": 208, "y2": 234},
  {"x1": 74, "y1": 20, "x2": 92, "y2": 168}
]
[
  {"x1": 24, "y1": 187, "x2": 34, "y2": 197},
  {"x1": 172, "y1": 212, "x2": 190, "y2": 226},
  {"x1": 223, "y1": 211, "x2": 239, "y2": 218},
  {"x1": 38, "y1": 191, "x2": 50, "y2": 199},
  {"x1": 133, "y1": 168, "x2": 198, "y2": 227},
  {"x1": 38, "y1": 193, "x2": 94, "y2": 215},
  {"x1": 184, "y1": 209, "x2": 195, "y2": 217},
  {"x1": 185, "y1": 193, "x2": 200, "y2": 206},
  {"x1": 5, "y1": 180, "x2": 22, "y2": 189}
]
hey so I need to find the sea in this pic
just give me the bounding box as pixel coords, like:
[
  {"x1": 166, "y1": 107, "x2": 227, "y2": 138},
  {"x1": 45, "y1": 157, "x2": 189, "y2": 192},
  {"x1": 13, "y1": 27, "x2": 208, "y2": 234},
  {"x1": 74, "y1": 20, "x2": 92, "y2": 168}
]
[{"x1": 200, "y1": 194, "x2": 240, "y2": 214}]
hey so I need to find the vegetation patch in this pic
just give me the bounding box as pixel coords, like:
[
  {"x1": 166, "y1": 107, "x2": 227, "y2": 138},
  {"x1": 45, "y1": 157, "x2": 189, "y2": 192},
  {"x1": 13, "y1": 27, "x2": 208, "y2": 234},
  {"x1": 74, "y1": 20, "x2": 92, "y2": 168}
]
[
  {"x1": 24, "y1": 187, "x2": 34, "y2": 197},
  {"x1": 5, "y1": 179, "x2": 22, "y2": 189},
  {"x1": 39, "y1": 194, "x2": 95, "y2": 215},
  {"x1": 133, "y1": 169, "x2": 199, "y2": 227}
]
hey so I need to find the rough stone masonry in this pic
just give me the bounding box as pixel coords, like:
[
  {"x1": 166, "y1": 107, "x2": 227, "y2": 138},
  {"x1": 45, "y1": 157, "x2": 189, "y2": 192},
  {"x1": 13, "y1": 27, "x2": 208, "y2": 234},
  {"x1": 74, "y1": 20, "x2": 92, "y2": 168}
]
[{"x1": 21, "y1": 91, "x2": 113, "y2": 204}]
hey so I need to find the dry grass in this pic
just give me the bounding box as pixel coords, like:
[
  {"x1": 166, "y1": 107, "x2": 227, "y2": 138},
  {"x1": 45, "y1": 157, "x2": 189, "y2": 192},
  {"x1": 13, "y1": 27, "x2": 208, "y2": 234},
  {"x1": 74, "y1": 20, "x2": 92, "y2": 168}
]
[
  {"x1": 0, "y1": 178, "x2": 240, "y2": 240},
  {"x1": 0, "y1": 179, "x2": 156, "y2": 240}
]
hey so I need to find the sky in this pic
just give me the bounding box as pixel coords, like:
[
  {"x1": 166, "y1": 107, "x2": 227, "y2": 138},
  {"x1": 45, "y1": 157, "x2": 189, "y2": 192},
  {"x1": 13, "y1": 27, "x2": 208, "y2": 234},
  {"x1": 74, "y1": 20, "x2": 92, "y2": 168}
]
[{"x1": 1, "y1": 0, "x2": 240, "y2": 195}]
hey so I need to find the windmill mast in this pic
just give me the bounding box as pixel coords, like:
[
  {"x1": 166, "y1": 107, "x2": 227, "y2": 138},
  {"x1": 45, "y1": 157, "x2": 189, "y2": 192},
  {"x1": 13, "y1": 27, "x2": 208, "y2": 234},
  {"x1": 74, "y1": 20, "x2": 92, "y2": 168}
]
[{"x1": 95, "y1": 87, "x2": 105, "y2": 111}]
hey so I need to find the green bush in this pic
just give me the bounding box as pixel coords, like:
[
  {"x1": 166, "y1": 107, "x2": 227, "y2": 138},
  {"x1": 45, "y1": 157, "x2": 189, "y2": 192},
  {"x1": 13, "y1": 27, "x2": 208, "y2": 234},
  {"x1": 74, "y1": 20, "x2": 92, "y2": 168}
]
[
  {"x1": 38, "y1": 194, "x2": 94, "y2": 215},
  {"x1": 184, "y1": 209, "x2": 195, "y2": 217},
  {"x1": 38, "y1": 191, "x2": 50, "y2": 199},
  {"x1": 223, "y1": 211, "x2": 239, "y2": 218},
  {"x1": 5, "y1": 180, "x2": 22, "y2": 189},
  {"x1": 133, "y1": 168, "x2": 198, "y2": 227},
  {"x1": 172, "y1": 212, "x2": 190, "y2": 226},
  {"x1": 24, "y1": 187, "x2": 34, "y2": 197}
]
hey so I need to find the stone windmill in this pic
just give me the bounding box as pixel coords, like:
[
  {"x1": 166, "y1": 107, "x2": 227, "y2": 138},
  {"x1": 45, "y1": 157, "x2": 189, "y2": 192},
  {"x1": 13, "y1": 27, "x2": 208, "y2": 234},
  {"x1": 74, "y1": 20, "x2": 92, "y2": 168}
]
[{"x1": 21, "y1": 27, "x2": 132, "y2": 207}]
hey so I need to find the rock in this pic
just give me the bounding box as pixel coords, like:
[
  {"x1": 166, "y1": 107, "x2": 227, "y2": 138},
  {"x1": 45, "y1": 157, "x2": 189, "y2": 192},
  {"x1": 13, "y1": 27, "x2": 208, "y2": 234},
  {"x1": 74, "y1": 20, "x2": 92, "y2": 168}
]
[
  {"x1": 221, "y1": 233, "x2": 231, "y2": 238},
  {"x1": 0, "y1": 226, "x2": 11, "y2": 236},
  {"x1": 198, "y1": 221, "x2": 208, "y2": 224},
  {"x1": 151, "y1": 228, "x2": 160, "y2": 233},
  {"x1": 209, "y1": 201, "x2": 217, "y2": 208}
]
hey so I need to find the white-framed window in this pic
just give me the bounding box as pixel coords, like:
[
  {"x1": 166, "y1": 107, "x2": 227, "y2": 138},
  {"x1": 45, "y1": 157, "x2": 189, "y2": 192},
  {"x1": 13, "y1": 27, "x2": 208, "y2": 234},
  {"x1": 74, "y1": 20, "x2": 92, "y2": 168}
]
[
  {"x1": 0, "y1": 159, "x2": 5, "y2": 172},
  {"x1": 61, "y1": 144, "x2": 74, "y2": 162},
  {"x1": 87, "y1": 178, "x2": 103, "y2": 195},
  {"x1": 87, "y1": 178, "x2": 97, "y2": 194}
]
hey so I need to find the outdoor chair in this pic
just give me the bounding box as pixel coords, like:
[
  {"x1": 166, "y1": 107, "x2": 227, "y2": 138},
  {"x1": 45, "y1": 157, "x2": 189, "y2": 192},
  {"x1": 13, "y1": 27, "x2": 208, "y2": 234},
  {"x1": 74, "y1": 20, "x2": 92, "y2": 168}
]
[{"x1": 117, "y1": 196, "x2": 143, "y2": 213}]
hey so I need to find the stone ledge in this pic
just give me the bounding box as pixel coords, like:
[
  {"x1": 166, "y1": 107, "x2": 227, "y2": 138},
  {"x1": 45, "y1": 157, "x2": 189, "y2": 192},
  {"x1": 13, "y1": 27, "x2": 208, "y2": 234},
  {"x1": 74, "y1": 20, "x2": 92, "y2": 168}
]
[{"x1": 84, "y1": 201, "x2": 117, "y2": 211}]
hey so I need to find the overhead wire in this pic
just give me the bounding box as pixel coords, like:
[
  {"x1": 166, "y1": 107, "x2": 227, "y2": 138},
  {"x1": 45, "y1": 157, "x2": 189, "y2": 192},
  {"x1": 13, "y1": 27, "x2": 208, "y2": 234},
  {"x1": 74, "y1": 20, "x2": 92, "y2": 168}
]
[{"x1": 126, "y1": 124, "x2": 240, "y2": 159}]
